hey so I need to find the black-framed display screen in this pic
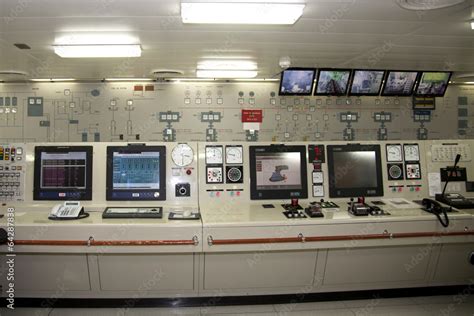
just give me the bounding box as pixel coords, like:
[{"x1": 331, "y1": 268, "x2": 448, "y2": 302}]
[
  {"x1": 106, "y1": 145, "x2": 166, "y2": 201},
  {"x1": 34, "y1": 146, "x2": 93, "y2": 200},
  {"x1": 249, "y1": 145, "x2": 308, "y2": 200},
  {"x1": 314, "y1": 69, "x2": 351, "y2": 96},
  {"x1": 414, "y1": 71, "x2": 452, "y2": 97},
  {"x1": 279, "y1": 68, "x2": 316, "y2": 96},
  {"x1": 381, "y1": 71, "x2": 419, "y2": 96},
  {"x1": 349, "y1": 69, "x2": 385, "y2": 96},
  {"x1": 327, "y1": 144, "x2": 384, "y2": 198}
]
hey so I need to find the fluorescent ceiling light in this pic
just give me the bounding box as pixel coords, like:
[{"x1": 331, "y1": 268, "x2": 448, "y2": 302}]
[
  {"x1": 31, "y1": 78, "x2": 76, "y2": 82},
  {"x1": 54, "y1": 44, "x2": 141, "y2": 58},
  {"x1": 234, "y1": 78, "x2": 279, "y2": 82},
  {"x1": 198, "y1": 60, "x2": 257, "y2": 70},
  {"x1": 196, "y1": 70, "x2": 258, "y2": 78},
  {"x1": 181, "y1": 2, "x2": 305, "y2": 25},
  {"x1": 105, "y1": 78, "x2": 154, "y2": 81},
  {"x1": 471, "y1": 21, "x2": 474, "y2": 30}
]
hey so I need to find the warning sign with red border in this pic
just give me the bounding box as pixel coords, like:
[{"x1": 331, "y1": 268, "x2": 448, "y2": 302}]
[{"x1": 241, "y1": 109, "x2": 263, "y2": 123}]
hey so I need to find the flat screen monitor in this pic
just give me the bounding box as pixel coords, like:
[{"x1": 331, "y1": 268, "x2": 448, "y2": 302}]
[
  {"x1": 33, "y1": 146, "x2": 93, "y2": 200},
  {"x1": 381, "y1": 71, "x2": 419, "y2": 96},
  {"x1": 349, "y1": 70, "x2": 385, "y2": 96},
  {"x1": 327, "y1": 144, "x2": 384, "y2": 198},
  {"x1": 279, "y1": 68, "x2": 316, "y2": 96},
  {"x1": 106, "y1": 145, "x2": 166, "y2": 201},
  {"x1": 314, "y1": 69, "x2": 351, "y2": 96},
  {"x1": 414, "y1": 71, "x2": 452, "y2": 97},
  {"x1": 250, "y1": 145, "x2": 307, "y2": 200}
]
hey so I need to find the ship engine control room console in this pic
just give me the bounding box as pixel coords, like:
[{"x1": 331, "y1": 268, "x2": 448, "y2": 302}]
[
  {"x1": 1, "y1": 139, "x2": 473, "y2": 299},
  {"x1": 0, "y1": 1, "x2": 474, "y2": 311}
]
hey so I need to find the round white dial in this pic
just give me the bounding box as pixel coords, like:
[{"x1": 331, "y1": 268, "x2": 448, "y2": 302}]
[
  {"x1": 386, "y1": 144, "x2": 402, "y2": 162},
  {"x1": 404, "y1": 144, "x2": 420, "y2": 161},
  {"x1": 225, "y1": 146, "x2": 243, "y2": 164},
  {"x1": 171, "y1": 143, "x2": 194, "y2": 167},
  {"x1": 205, "y1": 146, "x2": 223, "y2": 164}
]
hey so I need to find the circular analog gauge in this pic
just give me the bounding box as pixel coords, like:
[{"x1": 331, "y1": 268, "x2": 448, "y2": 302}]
[
  {"x1": 225, "y1": 146, "x2": 243, "y2": 164},
  {"x1": 404, "y1": 144, "x2": 420, "y2": 161},
  {"x1": 171, "y1": 143, "x2": 194, "y2": 167},
  {"x1": 227, "y1": 167, "x2": 242, "y2": 182},
  {"x1": 386, "y1": 144, "x2": 403, "y2": 162},
  {"x1": 389, "y1": 164, "x2": 403, "y2": 179},
  {"x1": 205, "y1": 146, "x2": 223, "y2": 164}
]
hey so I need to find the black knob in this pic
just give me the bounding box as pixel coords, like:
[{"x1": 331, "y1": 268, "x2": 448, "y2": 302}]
[{"x1": 320, "y1": 199, "x2": 324, "y2": 203}]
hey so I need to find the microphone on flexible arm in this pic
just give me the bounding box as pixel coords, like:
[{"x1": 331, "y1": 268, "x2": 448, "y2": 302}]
[{"x1": 440, "y1": 153, "x2": 461, "y2": 197}]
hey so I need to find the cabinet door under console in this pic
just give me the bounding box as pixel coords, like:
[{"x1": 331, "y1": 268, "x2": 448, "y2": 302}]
[
  {"x1": 97, "y1": 254, "x2": 196, "y2": 292},
  {"x1": 203, "y1": 250, "x2": 317, "y2": 290},
  {"x1": 321, "y1": 245, "x2": 432, "y2": 289},
  {"x1": 1, "y1": 254, "x2": 90, "y2": 292},
  {"x1": 432, "y1": 243, "x2": 474, "y2": 283}
]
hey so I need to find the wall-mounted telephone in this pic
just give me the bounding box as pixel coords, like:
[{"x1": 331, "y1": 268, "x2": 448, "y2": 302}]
[
  {"x1": 422, "y1": 198, "x2": 450, "y2": 227},
  {"x1": 49, "y1": 201, "x2": 89, "y2": 220}
]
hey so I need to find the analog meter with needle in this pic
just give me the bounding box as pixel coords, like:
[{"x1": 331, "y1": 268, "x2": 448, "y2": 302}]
[
  {"x1": 205, "y1": 146, "x2": 223, "y2": 164},
  {"x1": 225, "y1": 145, "x2": 243, "y2": 164},
  {"x1": 403, "y1": 144, "x2": 420, "y2": 161},
  {"x1": 386, "y1": 144, "x2": 403, "y2": 162},
  {"x1": 171, "y1": 143, "x2": 194, "y2": 167}
]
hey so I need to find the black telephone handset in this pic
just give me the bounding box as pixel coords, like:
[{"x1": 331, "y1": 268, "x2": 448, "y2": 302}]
[{"x1": 422, "y1": 198, "x2": 450, "y2": 227}]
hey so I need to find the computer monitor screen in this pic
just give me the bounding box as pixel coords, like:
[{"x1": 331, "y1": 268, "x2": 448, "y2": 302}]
[
  {"x1": 315, "y1": 69, "x2": 351, "y2": 96},
  {"x1": 327, "y1": 144, "x2": 383, "y2": 198},
  {"x1": 349, "y1": 70, "x2": 385, "y2": 96},
  {"x1": 106, "y1": 145, "x2": 166, "y2": 200},
  {"x1": 415, "y1": 71, "x2": 452, "y2": 97},
  {"x1": 381, "y1": 71, "x2": 419, "y2": 96},
  {"x1": 279, "y1": 68, "x2": 316, "y2": 96},
  {"x1": 33, "y1": 146, "x2": 93, "y2": 200},
  {"x1": 250, "y1": 145, "x2": 307, "y2": 200}
]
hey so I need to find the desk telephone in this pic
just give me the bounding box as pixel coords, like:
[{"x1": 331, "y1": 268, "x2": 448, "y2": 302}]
[
  {"x1": 49, "y1": 201, "x2": 89, "y2": 220},
  {"x1": 422, "y1": 198, "x2": 450, "y2": 228}
]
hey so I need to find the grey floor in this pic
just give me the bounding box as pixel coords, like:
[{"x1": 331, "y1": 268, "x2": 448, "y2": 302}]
[{"x1": 1, "y1": 295, "x2": 473, "y2": 315}]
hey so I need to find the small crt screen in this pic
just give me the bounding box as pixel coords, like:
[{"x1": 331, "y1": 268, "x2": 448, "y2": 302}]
[
  {"x1": 34, "y1": 146, "x2": 93, "y2": 200},
  {"x1": 106, "y1": 145, "x2": 166, "y2": 201},
  {"x1": 255, "y1": 152, "x2": 302, "y2": 191},
  {"x1": 112, "y1": 151, "x2": 161, "y2": 190},
  {"x1": 40, "y1": 151, "x2": 87, "y2": 189},
  {"x1": 332, "y1": 151, "x2": 378, "y2": 189}
]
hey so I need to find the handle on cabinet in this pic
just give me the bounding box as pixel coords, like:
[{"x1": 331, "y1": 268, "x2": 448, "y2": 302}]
[
  {"x1": 192, "y1": 236, "x2": 199, "y2": 246},
  {"x1": 207, "y1": 236, "x2": 214, "y2": 246}
]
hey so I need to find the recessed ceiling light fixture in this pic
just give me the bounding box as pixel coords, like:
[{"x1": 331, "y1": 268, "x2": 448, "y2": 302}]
[
  {"x1": 471, "y1": 21, "x2": 474, "y2": 29},
  {"x1": 105, "y1": 78, "x2": 154, "y2": 81},
  {"x1": 196, "y1": 70, "x2": 258, "y2": 78},
  {"x1": 54, "y1": 44, "x2": 141, "y2": 58},
  {"x1": 396, "y1": 0, "x2": 466, "y2": 10},
  {"x1": 198, "y1": 60, "x2": 257, "y2": 70},
  {"x1": 181, "y1": 1, "x2": 305, "y2": 25},
  {"x1": 196, "y1": 59, "x2": 258, "y2": 78},
  {"x1": 31, "y1": 78, "x2": 76, "y2": 82}
]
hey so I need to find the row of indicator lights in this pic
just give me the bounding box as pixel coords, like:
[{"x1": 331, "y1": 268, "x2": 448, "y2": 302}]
[
  {"x1": 209, "y1": 191, "x2": 242, "y2": 197},
  {"x1": 390, "y1": 186, "x2": 421, "y2": 192}
]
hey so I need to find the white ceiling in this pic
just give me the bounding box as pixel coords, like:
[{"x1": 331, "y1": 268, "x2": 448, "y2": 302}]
[{"x1": 0, "y1": 0, "x2": 472, "y2": 79}]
